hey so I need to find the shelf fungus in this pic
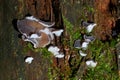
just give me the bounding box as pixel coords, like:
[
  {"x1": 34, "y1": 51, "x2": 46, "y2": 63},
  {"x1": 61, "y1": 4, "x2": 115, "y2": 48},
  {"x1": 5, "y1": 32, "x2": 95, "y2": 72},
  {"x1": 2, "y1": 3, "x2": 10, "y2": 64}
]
[
  {"x1": 81, "y1": 41, "x2": 89, "y2": 50},
  {"x1": 48, "y1": 46, "x2": 64, "y2": 58},
  {"x1": 17, "y1": 16, "x2": 63, "y2": 48},
  {"x1": 81, "y1": 21, "x2": 97, "y2": 33},
  {"x1": 52, "y1": 29, "x2": 64, "y2": 37}
]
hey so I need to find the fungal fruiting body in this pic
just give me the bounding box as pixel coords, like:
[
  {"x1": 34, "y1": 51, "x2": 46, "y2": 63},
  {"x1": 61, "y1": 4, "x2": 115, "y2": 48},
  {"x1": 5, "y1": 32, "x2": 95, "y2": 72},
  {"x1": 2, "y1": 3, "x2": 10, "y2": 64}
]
[
  {"x1": 48, "y1": 46, "x2": 64, "y2": 58},
  {"x1": 81, "y1": 41, "x2": 89, "y2": 50},
  {"x1": 17, "y1": 16, "x2": 63, "y2": 48},
  {"x1": 86, "y1": 60, "x2": 97, "y2": 68},
  {"x1": 86, "y1": 23, "x2": 96, "y2": 33},
  {"x1": 81, "y1": 21, "x2": 97, "y2": 33},
  {"x1": 25, "y1": 56, "x2": 34, "y2": 64},
  {"x1": 84, "y1": 35, "x2": 96, "y2": 42},
  {"x1": 52, "y1": 29, "x2": 64, "y2": 37},
  {"x1": 79, "y1": 50, "x2": 87, "y2": 57}
]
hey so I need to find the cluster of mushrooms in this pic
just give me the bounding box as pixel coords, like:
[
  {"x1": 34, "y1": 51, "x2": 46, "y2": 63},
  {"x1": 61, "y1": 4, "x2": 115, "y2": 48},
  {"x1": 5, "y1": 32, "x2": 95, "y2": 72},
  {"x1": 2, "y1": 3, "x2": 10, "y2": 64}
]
[
  {"x1": 17, "y1": 16, "x2": 97, "y2": 67},
  {"x1": 74, "y1": 21, "x2": 97, "y2": 68},
  {"x1": 17, "y1": 16, "x2": 64, "y2": 64}
]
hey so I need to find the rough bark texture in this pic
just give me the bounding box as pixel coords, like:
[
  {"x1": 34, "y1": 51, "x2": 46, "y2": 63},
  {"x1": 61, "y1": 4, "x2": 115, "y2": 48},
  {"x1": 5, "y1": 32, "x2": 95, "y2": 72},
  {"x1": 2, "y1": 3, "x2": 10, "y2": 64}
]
[
  {"x1": 94, "y1": 0, "x2": 118, "y2": 40},
  {"x1": 0, "y1": 0, "x2": 25, "y2": 79}
]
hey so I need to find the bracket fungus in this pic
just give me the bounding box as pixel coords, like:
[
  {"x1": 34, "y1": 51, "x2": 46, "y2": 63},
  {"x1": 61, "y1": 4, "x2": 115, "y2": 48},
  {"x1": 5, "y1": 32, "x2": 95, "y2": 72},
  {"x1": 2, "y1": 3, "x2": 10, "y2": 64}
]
[
  {"x1": 17, "y1": 16, "x2": 63, "y2": 48},
  {"x1": 73, "y1": 39, "x2": 81, "y2": 49}
]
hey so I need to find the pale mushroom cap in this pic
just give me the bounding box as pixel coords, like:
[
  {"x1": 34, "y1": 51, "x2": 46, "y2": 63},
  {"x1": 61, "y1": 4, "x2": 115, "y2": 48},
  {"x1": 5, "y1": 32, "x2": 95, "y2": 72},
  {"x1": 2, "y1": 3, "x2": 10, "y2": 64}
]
[
  {"x1": 30, "y1": 33, "x2": 41, "y2": 38},
  {"x1": 48, "y1": 46, "x2": 60, "y2": 54},
  {"x1": 55, "y1": 54, "x2": 64, "y2": 58},
  {"x1": 86, "y1": 23, "x2": 97, "y2": 32},
  {"x1": 52, "y1": 29, "x2": 64, "y2": 37},
  {"x1": 25, "y1": 57, "x2": 34, "y2": 64},
  {"x1": 48, "y1": 46, "x2": 64, "y2": 58},
  {"x1": 81, "y1": 42, "x2": 89, "y2": 50},
  {"x1": 86, "y1": 60, "x2": 97, "y2": 68},
  {"x1": 79, "y1": 50, "x2": 87, "y2": 57}
]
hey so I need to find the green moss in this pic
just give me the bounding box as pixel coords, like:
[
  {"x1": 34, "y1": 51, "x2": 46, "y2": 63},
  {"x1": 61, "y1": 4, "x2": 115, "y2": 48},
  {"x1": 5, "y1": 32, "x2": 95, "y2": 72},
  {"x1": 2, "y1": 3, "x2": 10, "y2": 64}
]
[{"x1": 62, "y1": 14, "x2": 119, "y2": 79}]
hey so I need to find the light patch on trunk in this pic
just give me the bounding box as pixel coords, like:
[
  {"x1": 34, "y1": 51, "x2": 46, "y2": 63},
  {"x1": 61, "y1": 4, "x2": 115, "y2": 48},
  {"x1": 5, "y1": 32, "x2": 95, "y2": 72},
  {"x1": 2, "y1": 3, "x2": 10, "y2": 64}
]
[{"x1": 25, "y1": 57, "x2": 34, "y2": 64}]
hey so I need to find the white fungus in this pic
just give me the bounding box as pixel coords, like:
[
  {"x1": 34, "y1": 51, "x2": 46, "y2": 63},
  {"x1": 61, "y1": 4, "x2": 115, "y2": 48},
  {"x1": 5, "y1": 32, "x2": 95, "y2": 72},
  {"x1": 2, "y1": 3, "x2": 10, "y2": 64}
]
[
  {"x1": 55, "y1": 53, "x2": 64, "y2": 58},
  {"x1": 25, "y1": 57, "x2": 34, "y2": 64},
  {"x1": 86, "y1": 60, "x2": 97, "y2": 68},
  {"x1": 79, "y1": 50, "x2": 87, "y2": 57},
  {"x1": 48, "y1": 46, "x2": 64, "y2": 58},
  {"x1": 86, "y1": 23, "x2": 97, "y2": 33},
  {"x1": 52, "y1": 29, "x2": 64, "y2": 37},
  {"x1": 81, "y1": 42, "x2": 89, "y2": 50},
  {"x1": 30, "y1": 34, "x2": 41, "y2": 38}
]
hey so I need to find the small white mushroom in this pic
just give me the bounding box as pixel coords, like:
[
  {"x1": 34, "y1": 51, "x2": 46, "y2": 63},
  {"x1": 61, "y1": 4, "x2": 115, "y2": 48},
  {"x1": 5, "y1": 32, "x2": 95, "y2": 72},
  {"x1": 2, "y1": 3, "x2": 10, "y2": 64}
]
[
  {"x1": 48, "y1": 46, "x2": 64, "y2": 58},
  {"x1": 52, "y1": 29, "x2": 64, "y2": 37},
  {"x1": 86, "y1": 23, "x2": 96, "y2": 33},
  {"x1": 86, "y1": 60, "x2": 97, "y2": 68},
  {"x1": 55, "y1": 53, "x2": 64, "y2": 58},
  {"x1": 48, "y1": 46, "x2": 60, "y2": 54},
  {"x1": 81, "y1": 21, "x2": 97, "y2": 33},
  {"x1": 79, "y1": 50, "x2": 87, "y2": 57},
  {"x1": 25, "y1": 16, "x2": 55, "y2": 27},
  {"x1": 81, "y1": 41, "x2": 89, "y2": 50},
  {"x1": 25, "y1": 56, "x2": 34, "y2": 64}
]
